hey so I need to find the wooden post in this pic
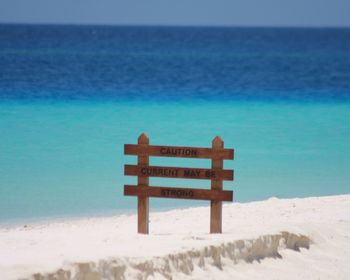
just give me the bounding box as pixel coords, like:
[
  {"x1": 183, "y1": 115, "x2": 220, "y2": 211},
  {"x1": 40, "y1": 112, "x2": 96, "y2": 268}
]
[
  {"x1": 137, "y1": 133, "x2": 149, "y2": 234},
  {"x1": 210, "y1": 136, "x2": 224, "y2": 233}
]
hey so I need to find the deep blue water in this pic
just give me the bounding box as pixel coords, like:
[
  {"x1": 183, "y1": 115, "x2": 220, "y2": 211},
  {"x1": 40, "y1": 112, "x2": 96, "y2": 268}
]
[
  {"x1": 1, "y1": 24, "x2": 350, "y2": 101},
  {"x1": 0, "y1": 24, "x2": 350, "y2": 223}
]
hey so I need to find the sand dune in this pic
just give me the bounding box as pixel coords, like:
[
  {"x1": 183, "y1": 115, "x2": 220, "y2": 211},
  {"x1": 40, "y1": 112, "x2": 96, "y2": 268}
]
[{"x1": 0, "y1": 195, "x2": 349, "y2": 279}]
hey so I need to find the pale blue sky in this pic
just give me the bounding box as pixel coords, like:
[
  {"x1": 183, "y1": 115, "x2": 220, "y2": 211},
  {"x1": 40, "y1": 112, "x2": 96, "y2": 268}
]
[{"x1": 0, "y1": 0, "x2": 350, "y2": 27}]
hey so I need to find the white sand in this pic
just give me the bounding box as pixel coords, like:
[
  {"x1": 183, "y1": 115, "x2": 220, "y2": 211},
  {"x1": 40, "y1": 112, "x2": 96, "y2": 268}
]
[{"x1": 0, "y1": 195, "x2": 350, "y2": 279}]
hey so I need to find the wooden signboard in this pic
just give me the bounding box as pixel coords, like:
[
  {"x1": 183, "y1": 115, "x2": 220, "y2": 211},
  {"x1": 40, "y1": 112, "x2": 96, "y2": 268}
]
[{"x1": 123, "y1": 133, "x2": 234, "y2": 234}]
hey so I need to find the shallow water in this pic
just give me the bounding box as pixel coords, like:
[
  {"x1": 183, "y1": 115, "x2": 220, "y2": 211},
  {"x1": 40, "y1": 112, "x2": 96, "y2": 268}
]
[{"x1": 1, "y1": 100, "x2": 349, "y2": 222}]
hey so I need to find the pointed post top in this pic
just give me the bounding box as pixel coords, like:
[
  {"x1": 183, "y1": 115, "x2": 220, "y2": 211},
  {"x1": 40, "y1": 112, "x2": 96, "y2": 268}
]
[
  {"x1": 212, "y1": 136, "x2": 224, "y2": 148},
  {"x1": 138, "y1": 133, "x2": 149, "y2": 144}
]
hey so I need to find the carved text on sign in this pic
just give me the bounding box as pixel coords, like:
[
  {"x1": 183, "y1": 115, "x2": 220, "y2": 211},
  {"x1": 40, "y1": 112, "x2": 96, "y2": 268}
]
[
  {"x1": 125, "y1": 164, "x2": 234, "y2": 180},
  {"x1": 139, "y1": 167, "x2": 216, "y2": 179},
  {"x1": 160, "y1": 188, "x2": 194, "y2": 198},
  {"x1": 160, "y1": 147, "x2": 198, "y2": 157}
]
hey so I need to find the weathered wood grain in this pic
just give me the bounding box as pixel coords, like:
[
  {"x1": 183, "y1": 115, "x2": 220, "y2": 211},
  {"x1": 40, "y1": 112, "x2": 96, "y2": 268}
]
[
  {"x1": 124, "y1": 165, "x2": 234, "y2": 181},
  {"x1": 137, "y1": 133, "x2": 149, "y2": 234},
  {"x1": 125, "y1": 144, "x2": 234, "y2": 159},
  {"x1": 210, "y1": 136, "x2": 224, "y2": 234},
  {"x1": 124, "y1": 185, "x2": 233, "y2": 201}
]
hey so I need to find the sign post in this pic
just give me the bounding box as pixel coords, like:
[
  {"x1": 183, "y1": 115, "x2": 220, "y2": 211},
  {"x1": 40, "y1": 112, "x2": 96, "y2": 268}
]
[
  {"x1": 211, "y1": 136, "x2": 224, "y2": 233},
  {"x1": 124, "y1": 133, "x2": 234, "y2": 234},
  {"x1": 137, "y1": 133, "x2": 149, "y2": 234}
]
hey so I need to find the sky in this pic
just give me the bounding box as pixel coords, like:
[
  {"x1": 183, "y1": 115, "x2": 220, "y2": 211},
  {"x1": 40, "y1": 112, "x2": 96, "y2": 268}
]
[{"x1": 0, "y1": 0, "x2": 350, "y2": 27}]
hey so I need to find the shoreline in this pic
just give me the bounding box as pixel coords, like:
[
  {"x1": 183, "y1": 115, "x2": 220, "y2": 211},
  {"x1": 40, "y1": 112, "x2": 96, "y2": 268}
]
[
  {"x1": 1, "y1": 194, "x2": 349, "y2": 279},
  {"x1": 1, "y1": 193, "x2": 347, "y2": 229},
  {"x1": 0, "y1": 204, "x2": 207, "y2": 229}
]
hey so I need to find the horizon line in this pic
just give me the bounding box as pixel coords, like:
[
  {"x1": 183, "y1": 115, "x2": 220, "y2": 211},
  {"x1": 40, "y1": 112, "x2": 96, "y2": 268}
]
[{"x1": 1, "y1": 21, "x2": 350, "y2": 29}]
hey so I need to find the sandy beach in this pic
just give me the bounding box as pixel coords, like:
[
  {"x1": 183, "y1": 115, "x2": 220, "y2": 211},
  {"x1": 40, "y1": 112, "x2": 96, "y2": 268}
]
[{"x1": 0, "y1": 194, "x2": 349, "y2": 279}]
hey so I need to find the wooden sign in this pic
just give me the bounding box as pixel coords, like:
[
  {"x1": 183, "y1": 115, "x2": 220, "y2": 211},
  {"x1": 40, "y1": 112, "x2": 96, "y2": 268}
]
[
  {"x1": 124, "y1": 165, "x2": 233, "y2": 180},
  {"x1": 124, "y1": 185, "x2": 233, "y2": 201},
  {"x1": 125, "y1": 144, "x2": 234, "y2": 159},
  {"x1": 123, "y1": 133, "x2": 235, "y2": 234}
]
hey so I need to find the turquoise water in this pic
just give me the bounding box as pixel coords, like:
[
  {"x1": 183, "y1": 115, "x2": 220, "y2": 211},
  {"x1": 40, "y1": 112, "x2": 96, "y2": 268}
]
[{"x1": 1, "y1": 100, "x2": 349, "y2": 222}]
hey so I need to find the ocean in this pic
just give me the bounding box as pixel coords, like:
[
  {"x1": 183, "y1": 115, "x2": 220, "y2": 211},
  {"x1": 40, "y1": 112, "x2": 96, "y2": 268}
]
[{"x1": 0, "y1": 24, "x2": 350, "y2": 223}]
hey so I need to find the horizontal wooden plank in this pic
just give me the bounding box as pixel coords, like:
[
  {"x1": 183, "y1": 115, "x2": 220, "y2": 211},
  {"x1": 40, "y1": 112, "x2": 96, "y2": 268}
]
[
  {"x1": 124, "y1": 185, "x2": 233, "y2": 201},
  {"x1": 124, "y1": 165, "x2": 234, "y2": 181},
  {"x1": 124, "y1": 144, "x2": 234, "y2": 160}
]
